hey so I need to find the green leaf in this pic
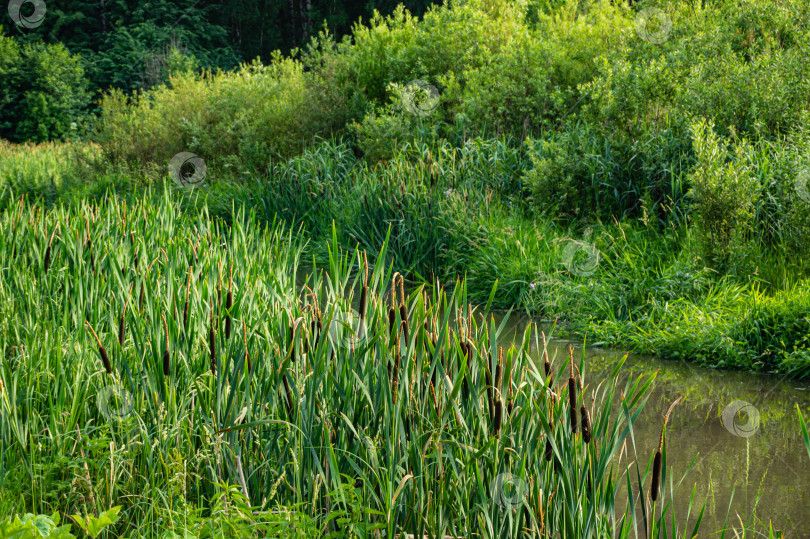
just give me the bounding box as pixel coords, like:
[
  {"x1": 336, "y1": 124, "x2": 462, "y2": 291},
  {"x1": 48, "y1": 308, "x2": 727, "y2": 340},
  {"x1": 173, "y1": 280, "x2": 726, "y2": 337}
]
[{"x1": 85, "y1": 507, "x2": 122, "y2": 539}]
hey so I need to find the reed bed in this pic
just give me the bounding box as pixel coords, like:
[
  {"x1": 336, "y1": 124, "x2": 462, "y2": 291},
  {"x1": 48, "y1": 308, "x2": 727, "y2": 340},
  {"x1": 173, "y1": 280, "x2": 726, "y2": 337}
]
[{"x1": 0, "y1": 189, "x2": 701, "y2": 537}]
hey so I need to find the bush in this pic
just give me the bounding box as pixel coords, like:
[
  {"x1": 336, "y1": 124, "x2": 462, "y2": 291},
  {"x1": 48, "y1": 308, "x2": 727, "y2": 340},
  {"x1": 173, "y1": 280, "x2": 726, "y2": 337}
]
[
  {"x1": 0, "y1": 30, "x2": 90, "y2": 142},
  {"x1": 97, "y1": 51, "x2": 350, "y2": 175},
  {"x1": 687, "y1": 120, "x2": 759, "y2": 268}
]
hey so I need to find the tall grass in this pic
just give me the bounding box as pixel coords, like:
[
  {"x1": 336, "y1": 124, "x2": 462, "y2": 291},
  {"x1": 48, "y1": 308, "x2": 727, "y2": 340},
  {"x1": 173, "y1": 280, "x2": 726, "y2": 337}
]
[
  {"x1": 2, "y1": 137, "x2": 810, "y2": 380},
  {"x1": 0, "y1": 188, "x2": 706, "y2": 537}
]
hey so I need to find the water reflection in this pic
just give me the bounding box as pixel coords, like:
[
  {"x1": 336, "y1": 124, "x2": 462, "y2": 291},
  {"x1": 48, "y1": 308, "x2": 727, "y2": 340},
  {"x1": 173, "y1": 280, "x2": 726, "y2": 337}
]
[{"x1": 498, "y1": 314, "x2": 810, "y2": 537}]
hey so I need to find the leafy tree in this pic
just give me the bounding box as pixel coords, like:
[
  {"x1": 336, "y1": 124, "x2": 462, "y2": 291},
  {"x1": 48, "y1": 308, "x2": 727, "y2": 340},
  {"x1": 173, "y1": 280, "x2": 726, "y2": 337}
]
[{"x1": 0, "y1": 28, "x2": 90, "y2": 142}]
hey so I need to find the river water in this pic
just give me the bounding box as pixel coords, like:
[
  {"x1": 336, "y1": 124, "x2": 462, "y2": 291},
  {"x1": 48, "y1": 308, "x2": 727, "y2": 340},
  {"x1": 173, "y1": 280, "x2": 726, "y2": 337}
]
[{"x1": 499, "y1": 315, "x2": 810, "y2": 538}]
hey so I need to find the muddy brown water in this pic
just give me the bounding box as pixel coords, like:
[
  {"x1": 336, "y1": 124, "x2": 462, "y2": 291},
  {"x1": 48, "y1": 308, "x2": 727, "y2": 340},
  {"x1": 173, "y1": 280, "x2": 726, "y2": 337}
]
[{"x1": 497, "y1": 314, "x2": 810, "y2": 538}]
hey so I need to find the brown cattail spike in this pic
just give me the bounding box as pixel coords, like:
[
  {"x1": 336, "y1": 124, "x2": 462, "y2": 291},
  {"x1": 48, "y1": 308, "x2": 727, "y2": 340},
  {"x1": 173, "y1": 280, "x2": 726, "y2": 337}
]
[
  {"x1": 542, "y1": 332, "x2": 552, "y2": 386},
  {"x1": 568, "y1": 344, "x2": 577, "y2": 434},
  {"x1": 651, "y1": 452, "x2": 662, "y2": 502},
  {"x1": 651, "y1": 396, "x2": 683, "y2": 502},
  {"x1": 581, "y1": 406, "x2": 591, "y2": 444},
  {"x1": 44, "y1": 227, "x2": 56, "y2": 274},
  {"x1": 493, "y1": 389, "x2": 503, "y2": 437},
  {"x1": 118, "y1": 284, "x2": 132, "y2": 347},
  {"x1": 85, "y1": 217, "x2": 95, "y2": 275},
  {"x1": 162, "y1": 314, "x2": 171, "y2": 376},
  {"x1": 85, "y1": 321, "x2": 111, "y2": 374},
  {"x1": 398, "y1": 275, "x2": 408, "y2": 343},
  {"x1": 388, "y1": 306, "x2": 396, "y2": 334},
  {"x1": 359, "y1": 284, "x2": 369, "y2": 321}
]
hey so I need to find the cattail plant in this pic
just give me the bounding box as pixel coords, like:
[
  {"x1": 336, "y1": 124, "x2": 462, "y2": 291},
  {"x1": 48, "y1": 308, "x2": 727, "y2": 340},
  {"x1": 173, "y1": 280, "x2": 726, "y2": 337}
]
[
  {"x1": 359, "y1": 251, "x2": 369, "y2": 321},
  {"x1": 651, "y1": 396, "x2": 683, "y2": 502},
  {"x1": 542, "y1": 331, "x2": 552, "y2": 387},
  {"x1": 85, "y1": 216, "x2": 95, "y2": 275},
  {"x1": 581, "y1": 404, "x2": 591, "y2": 444},
  {"x1": 493, "y1": 388, "x2": 503, "y2": 437},
  {"x1": 130, "y1": 231, "x2": 139, "y2": 270},
  {"x1": 282, "y1": 370, "x2": 294, "y2": 418},
  {"x1": 208, "y1": 303, "x2": 217, "y2": 374},
  {"x1": 242, "y1": 319, "x2": 251, "y2": 373},
  {"x1": 183, "y1": 265, "x2": 192, "y2": 331},
  {"x1": 494, "y1": 346, "x2": 503, "y2": 411},
  {"x1": 568, "y1": 344, "x2": 577, "y2": 434},
  {"x1": 398, "y1": 275, "x2": 408, "y2": 344},
  {"x1": 507, "y1": 356, "x2": 515, "y2": 416},
  {"x1": 545, "y1": 394, "x2": 555, "y2": 462},
  {"x1": 485, "y1": 351, "x2": 494, "y2": 422},
  {"x1": 161, "y1": 314, "x2": 171, "y2": 376},
  {"x1": 313, "y1": 296, "x2": 323, "y2": 350},
  {"x1": 388, "y1": 275, "x2": 398, "y2": 335},
  {"x1": 43, "y1": 226, "x2": 56, "y2": 274},
  {"x1": 85, "y1": 321, "x2": 111, "y2": 375},
  {"x1": 216, "y1": 262, "x2": 222, "y2": 330},
  {"x1": 225, "y1": 263, "x2": 233, "y2": 340},
  {"x1": 119, "y1": 284, "x2": 132, "y2": 347},
  {"x1": 391, "y1": 328, "x2": 402, "y2": 403}
]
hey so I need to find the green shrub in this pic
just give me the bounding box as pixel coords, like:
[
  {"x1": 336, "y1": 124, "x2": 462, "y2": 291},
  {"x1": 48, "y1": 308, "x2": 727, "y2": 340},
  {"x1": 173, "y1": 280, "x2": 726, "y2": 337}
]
[
  {"x1": 687, "y1": 120, "x2": 759, "y2": 268},
  {"x1": 97, "y1": 52, "x2": 350, "y2": 174},
  {"x1": 0, "y1": 30, "x2": 90, "y2": 142}
]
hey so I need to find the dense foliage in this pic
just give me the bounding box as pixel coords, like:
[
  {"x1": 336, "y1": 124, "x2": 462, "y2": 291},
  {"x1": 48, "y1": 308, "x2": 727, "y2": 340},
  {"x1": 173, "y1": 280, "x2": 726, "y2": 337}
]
[
  {"x1": 1, "y1": 0, "x2": 434, "y2": 101},
  {"x1": 2, "y1": 0, "x2": 810, "y2": 535},
  {"x1": 0, "y1": 190, "x2": 702, "y2": 537},
  {"x1": 0, "y1": 28, "x2": 89, "y2": 141}
]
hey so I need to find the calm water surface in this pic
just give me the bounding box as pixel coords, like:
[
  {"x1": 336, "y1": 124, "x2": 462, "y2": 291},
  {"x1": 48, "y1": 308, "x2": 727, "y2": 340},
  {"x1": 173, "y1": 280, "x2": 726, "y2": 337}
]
[{"x1": 497, "y1": 315, "x2": 810, "y2": 538}]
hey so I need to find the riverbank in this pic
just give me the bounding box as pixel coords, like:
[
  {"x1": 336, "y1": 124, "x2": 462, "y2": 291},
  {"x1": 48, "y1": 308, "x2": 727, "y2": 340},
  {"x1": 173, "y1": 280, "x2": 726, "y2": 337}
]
[{"x1": 2, "y1": 140, "x2": 809, "y2": 379}]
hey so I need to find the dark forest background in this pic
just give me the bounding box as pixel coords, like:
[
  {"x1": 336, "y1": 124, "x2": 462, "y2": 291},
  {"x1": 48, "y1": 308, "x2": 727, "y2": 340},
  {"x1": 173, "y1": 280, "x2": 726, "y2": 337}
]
[{"x1": 1, "y1": 0, "x2": 434, "y2": 141}]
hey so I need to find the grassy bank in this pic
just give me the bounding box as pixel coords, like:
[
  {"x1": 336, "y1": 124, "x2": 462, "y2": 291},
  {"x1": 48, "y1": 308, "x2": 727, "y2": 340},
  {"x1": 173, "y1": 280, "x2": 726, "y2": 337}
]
[
  {"x1": 76, "y1": 0, "x2": 810, "y2": 377},
  {"x1": 3, "y1": 138, "x2": 809, "y2": 380}
]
